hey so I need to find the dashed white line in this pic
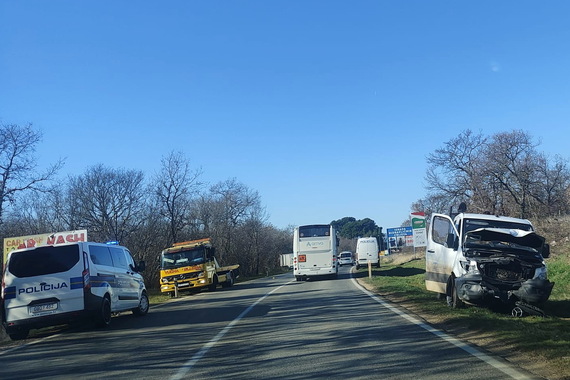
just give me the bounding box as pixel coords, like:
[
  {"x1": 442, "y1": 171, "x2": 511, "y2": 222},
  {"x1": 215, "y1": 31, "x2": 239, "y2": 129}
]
[{"x1": 169, "y1": 280, "x2": 294, "y2": 380}]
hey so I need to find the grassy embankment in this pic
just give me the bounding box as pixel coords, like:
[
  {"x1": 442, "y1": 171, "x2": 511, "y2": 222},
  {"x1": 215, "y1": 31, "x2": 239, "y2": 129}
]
[{"x1": 355, "y1": 252, "x2": 570, "y2": 380}]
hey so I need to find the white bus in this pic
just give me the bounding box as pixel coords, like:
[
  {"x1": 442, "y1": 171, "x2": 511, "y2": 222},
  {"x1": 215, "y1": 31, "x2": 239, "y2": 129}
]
[{"x1": 293, "y1": 224, "x2": 339, "y2": 281}]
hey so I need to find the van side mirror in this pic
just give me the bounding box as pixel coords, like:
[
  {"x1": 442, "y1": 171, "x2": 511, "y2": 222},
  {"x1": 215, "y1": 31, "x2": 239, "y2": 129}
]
[
  {"x1": 132, "y1": 260, "x2": 146, "y2": 272},
  {"x1": 542, "y1": 244, "x2": 550, "y2": 258}
]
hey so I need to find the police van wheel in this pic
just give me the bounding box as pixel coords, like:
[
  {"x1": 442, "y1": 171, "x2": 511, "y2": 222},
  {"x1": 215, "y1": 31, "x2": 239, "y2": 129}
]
[
  {"x1": 7, "y1": 328, "x2": 29, "y2": 341},
  {"x1": 95, "y1": 296, "x2": 112, "y2": 327},
  {"x1": 133, "y1": 291, "x2": 149, "y2": 316}
]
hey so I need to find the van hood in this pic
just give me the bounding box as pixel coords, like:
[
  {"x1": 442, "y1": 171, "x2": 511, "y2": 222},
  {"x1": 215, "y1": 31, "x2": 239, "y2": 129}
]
[{"x1": 464, "y1": 228, "x2": 545, "y2": 254}]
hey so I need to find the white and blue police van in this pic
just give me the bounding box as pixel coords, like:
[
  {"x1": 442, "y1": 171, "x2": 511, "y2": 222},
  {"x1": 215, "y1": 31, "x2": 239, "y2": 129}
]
[{"x1": 2, "y1": 241, "x2": 148, "y2": 340}]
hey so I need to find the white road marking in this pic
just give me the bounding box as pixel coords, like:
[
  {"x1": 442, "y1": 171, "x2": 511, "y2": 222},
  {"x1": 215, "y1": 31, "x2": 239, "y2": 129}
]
[
  {"x1": 170, "y1": 280, "x2": 295, "y2": 380},
  {"x1": 350, "y1": 276, "x2": 534, "y2": 380}
]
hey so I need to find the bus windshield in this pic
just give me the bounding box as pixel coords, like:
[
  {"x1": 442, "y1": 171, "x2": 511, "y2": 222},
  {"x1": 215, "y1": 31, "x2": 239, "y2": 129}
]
[
  {"x1": 161, "y1": 248, "x2": 206, "y2": 269},
  {"x1": 299, "y1": 225, "x2": 330, "y2": 237}
]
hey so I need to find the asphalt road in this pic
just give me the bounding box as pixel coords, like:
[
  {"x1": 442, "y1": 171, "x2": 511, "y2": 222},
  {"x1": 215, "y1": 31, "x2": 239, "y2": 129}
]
[{"x1": 0, "y1": 266, "x2": 543, "y2": 380}]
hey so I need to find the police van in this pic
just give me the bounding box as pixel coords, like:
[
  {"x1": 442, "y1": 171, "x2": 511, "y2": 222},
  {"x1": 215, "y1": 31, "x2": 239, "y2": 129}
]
[{"x1": 2, "y1": 242, "x2": 149, "y2": 340}]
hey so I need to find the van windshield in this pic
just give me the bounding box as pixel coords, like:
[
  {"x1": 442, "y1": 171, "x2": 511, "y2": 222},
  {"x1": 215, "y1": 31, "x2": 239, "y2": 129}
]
[
  {"x1": 8, "y1": 245, "x2": 80, "y2": 278},
  {"x1": 463, "y1": 219, "x2": 533, "y2": 234},
  {"x1": 161, "y1": 248, "x2": 206, "y2": 269}
]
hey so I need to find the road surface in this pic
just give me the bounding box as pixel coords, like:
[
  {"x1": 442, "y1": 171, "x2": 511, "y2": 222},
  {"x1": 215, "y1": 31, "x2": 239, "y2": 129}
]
[{"x1": 0, "y1": 266, "x2": 542, "y2": 379}]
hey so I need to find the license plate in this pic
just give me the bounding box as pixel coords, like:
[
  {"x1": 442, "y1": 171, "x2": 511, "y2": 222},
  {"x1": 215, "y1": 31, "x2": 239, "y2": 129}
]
[
  {"x1": 177, "y1": 282, "x2": 189, "y2": 287},
  {"x1": 29, "y1": 302, "x2": 58, "y2": 315}
]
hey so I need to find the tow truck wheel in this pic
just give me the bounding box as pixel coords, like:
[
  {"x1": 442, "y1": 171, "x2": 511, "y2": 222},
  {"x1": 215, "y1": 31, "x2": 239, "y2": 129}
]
[
  {"x1": 208, "y1": 276, "x2": 218, "y2": 291},
  {"x1": 222, "y1": 271, "x2": 234, "y2": 288}
]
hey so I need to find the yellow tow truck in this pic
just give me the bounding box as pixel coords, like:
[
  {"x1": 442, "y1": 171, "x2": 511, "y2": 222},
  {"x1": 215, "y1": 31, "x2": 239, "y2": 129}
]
[{"x1": 159, "y1": 238, "x2": 239, "y2": 296}]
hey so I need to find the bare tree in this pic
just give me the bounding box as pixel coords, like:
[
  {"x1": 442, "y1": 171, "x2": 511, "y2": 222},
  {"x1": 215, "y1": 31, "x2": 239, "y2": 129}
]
[
  {"x1": 0, "y1": 123, "x2": 64, "y2": 224},
  {"x1": 530, "y1": 154, "x2": 570, "y2": 216},
  {"x1": 421, "y1": 128, "x2": 570, "y2": 219},
  {"x1": 152, "y1": 151, "x2": 203, "y2": 244},
  {"x1": 425, "y1": 129, "x2": 487, "y2": 211},
  {"x1": 484, "y1": 130, "x2": 540, "y2": 218},
  {"x1": 4, "y1": 186, "x2": 69, "y2": 234},
  {"x1": 68, "y1": 164, "x2": 146, "y2": 242},
  {"x1": 208, "y1": 178, "x2": 262, "y2": 263}
]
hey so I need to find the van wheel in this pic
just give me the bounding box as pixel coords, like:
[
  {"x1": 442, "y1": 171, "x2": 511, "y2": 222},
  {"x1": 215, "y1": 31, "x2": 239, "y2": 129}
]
[
  {"x1": 451, "y1": 282, "x2": 465, "y2": 309},
  {"x1": 95, "y1": 296, "x2": 112, "y2": 327},
  {"x1": 7, "y1": 328, "x2": 29, "y2": 341},
  {"x1": 132, "y1": 291, "x2": 149, "y2": 316}
]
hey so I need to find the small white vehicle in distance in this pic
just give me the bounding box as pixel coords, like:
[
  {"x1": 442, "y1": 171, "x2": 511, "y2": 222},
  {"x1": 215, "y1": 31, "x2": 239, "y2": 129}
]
[{"x1": 338, "y1": 251, "x2": 354, "y2": 266}]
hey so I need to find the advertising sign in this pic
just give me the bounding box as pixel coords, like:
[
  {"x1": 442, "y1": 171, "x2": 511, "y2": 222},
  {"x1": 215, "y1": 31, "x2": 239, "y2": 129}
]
[
  {"x1": 386, "y1": 226, "x2": 413, "y2": 252},
  {"x1": 410, "y1": 212, "x2": 427, "y2": 247},
  {"x1": 3, "y1": 230, "x2": 88, "y2": 262}
]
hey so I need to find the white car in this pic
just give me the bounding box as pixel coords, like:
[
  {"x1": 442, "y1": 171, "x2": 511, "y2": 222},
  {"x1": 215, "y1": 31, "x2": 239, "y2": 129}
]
[{"x1": 338, "y1": 251, "x2": 354, "y2": 266}]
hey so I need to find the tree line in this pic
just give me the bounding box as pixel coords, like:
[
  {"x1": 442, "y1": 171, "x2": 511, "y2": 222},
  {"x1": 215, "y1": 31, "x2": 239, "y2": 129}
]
[
  {"x1": 331, "y1": 217, "x2": 385, "y2": 252},
  {"x1": 413, "y1": 129, "x2": 570, "y2": 220},
  {"x1": 0, "y1": 123, "x2": 292, "y2": 288}
]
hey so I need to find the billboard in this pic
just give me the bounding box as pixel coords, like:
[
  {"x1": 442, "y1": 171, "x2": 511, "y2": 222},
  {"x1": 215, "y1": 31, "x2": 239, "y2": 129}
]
[
  {"x1": 386, "y1": 226, "x2": 413, "y2": 252},
  {"x1": 3, "y1": 230, "x2": 88, "y2": 262},
  {"x1": 410, "y1": 211, "x2": 427, "y2": 247}
]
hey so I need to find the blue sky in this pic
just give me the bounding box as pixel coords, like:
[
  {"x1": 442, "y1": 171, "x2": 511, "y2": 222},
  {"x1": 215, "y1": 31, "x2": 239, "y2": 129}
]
[{"x1": 1, "y1": 1, "x2": 570, "y2": 231}]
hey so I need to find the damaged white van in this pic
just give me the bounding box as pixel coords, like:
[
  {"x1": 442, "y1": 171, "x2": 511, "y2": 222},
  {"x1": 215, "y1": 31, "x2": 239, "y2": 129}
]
[
  {"x1": 425, "y1": 210, "x2": 554, "y2": 316},
  {"x1": 2, "y1": 242, "x2": 148, "y2": 340}
]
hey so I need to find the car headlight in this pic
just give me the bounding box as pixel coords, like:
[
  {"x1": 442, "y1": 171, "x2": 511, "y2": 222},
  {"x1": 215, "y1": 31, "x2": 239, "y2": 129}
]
[
  {"x1": 534, "y1": 266, "x2": 548, "y2": 280},
  {"x1": 197, "y1": 271, "x2": 205, "y2": 278},
  {"x1": 460, "y1": 260, "x2": 480, "y2": 275}
]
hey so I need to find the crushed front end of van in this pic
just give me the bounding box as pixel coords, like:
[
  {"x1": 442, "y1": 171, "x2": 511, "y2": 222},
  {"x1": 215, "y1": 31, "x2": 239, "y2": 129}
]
[{"x1": 454, "y1": 228, "x2": 554, "y2": 313}]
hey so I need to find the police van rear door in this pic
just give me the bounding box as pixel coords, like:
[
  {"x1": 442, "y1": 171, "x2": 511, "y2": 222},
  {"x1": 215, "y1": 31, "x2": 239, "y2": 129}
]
[{"x1": 3, "y1": 244, "x2": 85, "y2": 323}]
